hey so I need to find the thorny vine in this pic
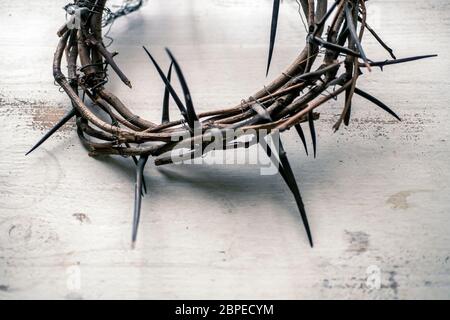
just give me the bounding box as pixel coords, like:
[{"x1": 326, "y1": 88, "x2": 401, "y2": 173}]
[{"x1": 28, "y1": 0, "x2": 436, "y2": 247}]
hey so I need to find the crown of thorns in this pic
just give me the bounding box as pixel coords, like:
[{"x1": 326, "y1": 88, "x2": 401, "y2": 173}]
[{"x1": 27, "y1": 0, "x2": 436, "y2": 247}]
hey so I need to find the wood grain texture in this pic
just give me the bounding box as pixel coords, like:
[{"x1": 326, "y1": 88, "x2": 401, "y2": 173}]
[{"x1": 0, "y1": 0, "x2": 449, "y2": 299}]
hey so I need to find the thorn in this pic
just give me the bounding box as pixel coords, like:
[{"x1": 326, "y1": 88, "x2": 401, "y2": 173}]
[
  {"x1": 26, "y1": 108, "x2": 76, "y2": 156},
  {"x1": 278, "y1": 141, "x2": 314, "y2": 247},
  {"x1": 252, "y1": 103, "x2": 313, "y2": 246},
  {"x1": 266, "y1": 0, "x2": 281, "y2": 77},
  {"x1": 87, "y1": 36, "x2": 132, "y2": 88},
  {"x1": 132, "y1": 155, "x2": 149, "y2": 245},
  {"x1": 315, "y1": 0, "x2": 341, "y2": 32},
  {"x1": 142, "y1": 46, "x2": 189, "y2": 125},
  {"x1": 308, "y1": 111, "x2": 317, "y2": 158},
  {"x1": 344, "y1": 106, "x2": 352, "y2": 126},
  {"x1": 354, "y1": 87, "x2": 401, "y2": 121},
  {"x1": 313, "y1": 36, "x2": 361, "y2": 58},
  {"x1": 368, "y1": 55, "x2": 438, "y2": 68},
  {"x1": 131, "y1": 155, "x2": 148, "y2": 195},
  {"x1": 162, "y1": 62, "x2": 174, "y2": 124},
  {"x1": 260, "y1": 137, "x2": 313, "y2": 247},
  {"x1": 344, "y1": 88, "x2": 352, "y2": 126},
  {"x1": 345, "y1": 3, "x2": 371, "y2": 70},
  {"x1": 165, "y1": 48, "x2": 199, "y2": 129},
  {"x1": 294, "y1": 124, "x2": 309, "y2": 156}
]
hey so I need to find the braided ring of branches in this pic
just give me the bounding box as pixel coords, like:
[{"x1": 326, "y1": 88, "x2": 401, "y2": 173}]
[{"x1": 28, "y1": 0, "x2": 435, "y2": 247}]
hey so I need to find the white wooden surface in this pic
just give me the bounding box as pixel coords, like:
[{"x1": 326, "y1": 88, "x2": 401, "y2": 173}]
[{"x1": 0, "y1": 0, "x2": 449, "y2": 299}]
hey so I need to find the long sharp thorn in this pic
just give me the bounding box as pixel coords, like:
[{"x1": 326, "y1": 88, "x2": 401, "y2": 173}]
[
  {"x1": 344, "y1": 89, "x2": 352, "y2": 126},
  {"x1": 261, "y1": 141, "x2": 290, "y2": 192},
  {"x1": 127, "y1": 140, "x2": 148, "y2": 196},
  {"x1": 278, "y1": 141, "x2": 313, "y2": 247},
  {"x1": 313, "y1": 36, "x2": 361, "y2": 58},
  {"x1": 260, "y1": 137, "x2": 313, "y2": 247},
  {"x1": 344, "y1": 105, "x2": 352, "y2": 126},
  {"x1": 255, "y1": 105, "x2": 313, "y2": 246},
  {"x1": 259, "y1": 135, "x2": 295, "y2": 198},
  {"x1": 354, "y1": 88, "x2": 401, "y2": 121},
  {"x1": 266, "y1": 0, "x2": 281, "y2": 76},
  {"x1": 313, "y1": 0, "x2": 341, "y2": 37},
  {"x1": 294, "y1": 124, "x2": 309, "y2": 156},
  {"x1": 131, "y1": 156, "x2": 148, "y2": 196},
  {"x1": 332, "y1": 27, "x2": 350, "y2": 60},
  {"x1": 165, "y1": 48, "x2": 199, "y2": 129},
  {"x1": 26, "y1": 108, "x2": 76, "y2": 156},
  {"x1": 142, "y1": 46, "x2": 189, "y2": 123},
  {"x1": 132, "y1": 155, "x2": 149, "y2": 248},
  {"x1": 162, "y1": 62, "x2": 174, "y2": 124},
  {"x1": 345, "y1": 3, "x2": 371, "y2": 71},
  {"x1": 368, "y1": 55, "x2": 438, "y2": 68},
  {"x1": 307, "y1": 111, "x2": 317, "y2": 158},
  {"x1": 292, "y1": 62, "x2": 341, "y2": 85},
  {"x1": 256, "y1": 112, "x2": 290, "y2": 191},
  {"x1": 88, "y1": 37, "x2": 132, "y2": 88}
]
